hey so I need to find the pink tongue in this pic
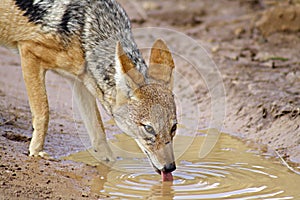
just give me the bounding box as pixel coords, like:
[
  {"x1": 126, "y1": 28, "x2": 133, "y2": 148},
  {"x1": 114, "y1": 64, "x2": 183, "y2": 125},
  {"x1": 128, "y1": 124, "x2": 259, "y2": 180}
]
[{"x1": 162, "y1": 171, "x2": 173, "y2": 182}]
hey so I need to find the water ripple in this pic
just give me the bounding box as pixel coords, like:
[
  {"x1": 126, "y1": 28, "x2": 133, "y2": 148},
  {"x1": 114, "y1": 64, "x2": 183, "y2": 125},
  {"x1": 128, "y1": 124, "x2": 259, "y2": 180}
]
[{"x1": 98, "y1": 160, "x2": 295, "y2": 199}]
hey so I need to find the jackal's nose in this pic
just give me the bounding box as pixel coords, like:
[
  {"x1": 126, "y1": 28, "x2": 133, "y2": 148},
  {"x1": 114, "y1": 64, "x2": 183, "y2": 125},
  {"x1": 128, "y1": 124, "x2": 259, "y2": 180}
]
[{"x1": 162, "y1": 162, "x2": 176, "y2": 173}]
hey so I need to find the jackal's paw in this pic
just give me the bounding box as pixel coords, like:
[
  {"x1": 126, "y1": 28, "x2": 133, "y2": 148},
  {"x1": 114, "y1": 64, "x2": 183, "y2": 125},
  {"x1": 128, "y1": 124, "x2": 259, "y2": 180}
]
[{"x1": 29, "y1": 151, "x2": 56, "y2": 161}]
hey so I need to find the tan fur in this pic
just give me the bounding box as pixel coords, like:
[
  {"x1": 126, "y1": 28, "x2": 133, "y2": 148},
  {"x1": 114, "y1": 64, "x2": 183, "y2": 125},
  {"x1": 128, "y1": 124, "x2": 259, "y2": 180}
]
[
  {"x1": 148, "y1": 39, "x2": 175, "y2": 86},
  {"x1": 19, "y1": 37, "x2": 85, "y2": 75},
  {"x1": 18, "y1": 42, "x2": 49, "y2": 155},
  {"x1": 0, "y1": 1, "x2": 85, "y2": 74},
  {"x1": 0, "y1": 0, "x2": 40, "y2": 48},
  {"x1": 17, "y1": 37, "x2": 85, "y2": 156}
]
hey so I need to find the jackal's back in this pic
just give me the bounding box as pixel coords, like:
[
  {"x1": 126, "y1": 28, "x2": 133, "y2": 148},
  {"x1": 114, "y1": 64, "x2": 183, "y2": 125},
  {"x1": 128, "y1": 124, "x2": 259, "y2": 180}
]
[
  {"x1": 0, "y1": 0, "x2": 135, "y2": 49},
  {"x1": 0, "y1": 0, "x2": 147, "y2": 81}
]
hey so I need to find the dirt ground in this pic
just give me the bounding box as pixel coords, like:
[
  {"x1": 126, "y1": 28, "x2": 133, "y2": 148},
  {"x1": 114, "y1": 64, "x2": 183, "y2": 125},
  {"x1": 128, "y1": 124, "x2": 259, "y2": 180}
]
[{"x1": 1, "y1": 0, "x2": 299, "y2": 199}]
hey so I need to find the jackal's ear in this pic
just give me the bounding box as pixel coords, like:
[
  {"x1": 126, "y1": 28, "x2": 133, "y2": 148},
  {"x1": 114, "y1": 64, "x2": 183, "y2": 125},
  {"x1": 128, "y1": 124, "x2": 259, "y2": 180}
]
[
  {"x1": 115, "y1": 42, "x2": 145, "y2": 102},
  {"x1": 148, "y1": 39, "x2": 175, "y2": 89}
]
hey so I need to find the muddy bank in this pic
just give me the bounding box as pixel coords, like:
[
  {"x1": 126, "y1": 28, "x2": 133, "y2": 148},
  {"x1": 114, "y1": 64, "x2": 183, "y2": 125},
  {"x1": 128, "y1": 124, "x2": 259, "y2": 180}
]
[{"x1": 1, "y1": 0, "x2": 299, "y2": 199}]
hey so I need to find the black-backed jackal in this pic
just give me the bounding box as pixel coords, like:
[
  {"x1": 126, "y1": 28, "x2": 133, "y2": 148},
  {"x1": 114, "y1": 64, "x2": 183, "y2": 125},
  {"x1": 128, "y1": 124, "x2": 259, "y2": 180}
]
[{"x1": 0, "y1": 0, "x2": 177, "y2": 180}]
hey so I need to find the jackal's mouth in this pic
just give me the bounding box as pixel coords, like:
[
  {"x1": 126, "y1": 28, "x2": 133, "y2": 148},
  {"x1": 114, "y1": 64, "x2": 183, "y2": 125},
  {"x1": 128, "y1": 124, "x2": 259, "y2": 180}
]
[
  {"x1": 152, "y1": 163, "x2": 174, "y2": 182},
  {"x1": 150, "y1": 161, "x2": 176, "y2": 174},
  {"x1": 144, "y1": 151, "x2": 176, "y2": 175},
  {"x1": 149, "y1": 162, "x2": 161, "y2": 174},
  {"x1": 154, "y1": 167, "x2": 162, "y2": 175}
]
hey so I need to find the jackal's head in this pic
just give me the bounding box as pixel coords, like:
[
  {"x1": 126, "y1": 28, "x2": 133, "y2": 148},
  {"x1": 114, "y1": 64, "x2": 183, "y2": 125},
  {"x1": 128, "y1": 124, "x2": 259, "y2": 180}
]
[{"x1": 112, "y1": 39, "x2": 177, "y2": 175}]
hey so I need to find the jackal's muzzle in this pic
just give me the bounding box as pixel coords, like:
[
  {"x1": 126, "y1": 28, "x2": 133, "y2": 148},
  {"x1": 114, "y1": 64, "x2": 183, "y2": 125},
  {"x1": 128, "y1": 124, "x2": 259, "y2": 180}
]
[{"x1": 152, "y1": 161, "x2": 176, "y2": 174}]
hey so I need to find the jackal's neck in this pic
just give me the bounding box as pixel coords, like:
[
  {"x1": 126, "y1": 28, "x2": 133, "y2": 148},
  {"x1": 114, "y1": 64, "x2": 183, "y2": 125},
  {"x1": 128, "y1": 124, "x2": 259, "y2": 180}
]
[
  {"x1": 83, "y1": 29, "x2": 148, "y2": 114},
  {"x1": 80, "y1": 0, "x2": 148, "y2": 114}
]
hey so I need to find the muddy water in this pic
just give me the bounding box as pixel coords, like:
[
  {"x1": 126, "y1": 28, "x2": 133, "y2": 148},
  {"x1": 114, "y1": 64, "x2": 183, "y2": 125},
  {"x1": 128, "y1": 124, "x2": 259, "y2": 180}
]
[{"x1": 64, "y1": 131, "x2": 300, "y2": 199}]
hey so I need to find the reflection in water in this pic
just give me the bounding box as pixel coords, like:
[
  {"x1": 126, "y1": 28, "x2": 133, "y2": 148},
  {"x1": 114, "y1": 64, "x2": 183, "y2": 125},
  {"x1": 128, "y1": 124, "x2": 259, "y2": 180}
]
[{"x1": 63, "y1": 131, "x2": 300, "y2": 199}]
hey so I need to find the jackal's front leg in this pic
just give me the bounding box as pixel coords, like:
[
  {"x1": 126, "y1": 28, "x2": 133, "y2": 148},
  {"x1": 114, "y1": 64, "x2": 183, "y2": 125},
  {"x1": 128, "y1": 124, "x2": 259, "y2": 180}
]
[
  {"x1": 72, "y1": 80, "x2": 114, "y2": 162},
  {"x1": 19, "y1": 43, "x2": 49, "y2": 157}
]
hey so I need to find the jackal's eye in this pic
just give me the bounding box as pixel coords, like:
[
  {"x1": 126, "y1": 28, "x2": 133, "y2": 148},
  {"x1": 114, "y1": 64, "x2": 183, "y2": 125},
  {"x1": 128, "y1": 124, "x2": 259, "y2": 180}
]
[
  {"x1": 143, "y1": 125, "x2": 156, "y2": 135},
  {"x1": 171, "y1": 124, "x2": 177, "y2": 133}
]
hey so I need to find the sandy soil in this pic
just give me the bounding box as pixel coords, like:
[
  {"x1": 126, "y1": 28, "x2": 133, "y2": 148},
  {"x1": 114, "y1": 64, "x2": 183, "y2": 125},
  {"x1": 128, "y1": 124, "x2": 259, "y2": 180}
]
[{"x1": 0, "y1": 0, "x2": 299, "y2": 199}]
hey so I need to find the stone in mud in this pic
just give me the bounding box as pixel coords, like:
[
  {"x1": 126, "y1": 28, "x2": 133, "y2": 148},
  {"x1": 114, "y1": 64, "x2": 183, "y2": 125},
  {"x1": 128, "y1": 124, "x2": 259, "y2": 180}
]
[{"x1": 256, "y1": 5, "x2": 300, "y2": 36}]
